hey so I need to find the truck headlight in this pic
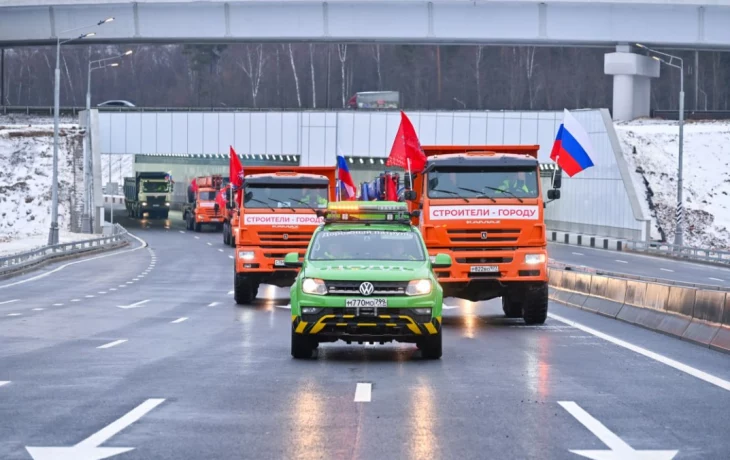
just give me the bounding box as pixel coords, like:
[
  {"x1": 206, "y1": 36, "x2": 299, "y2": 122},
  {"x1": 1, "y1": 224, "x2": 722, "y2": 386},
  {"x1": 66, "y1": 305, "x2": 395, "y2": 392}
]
[
  {"x1": 141, "y1": 202, "x2": 147, "y2": 206},
  {"x1": 406, "y1": 279, "x2": 432, "y2": 296},
  {"x1": 302, "y1": 278, "x2": 327, "y2": 296},
  {"x1": 238, "y1": 251, "x2": 254, "y2": 260},
  {"x1": 165, "y1": 202, "x2": 170, "y2": 207},
  {"x1": 525, "y1": 254, "x2": 546, "y2": 265}
]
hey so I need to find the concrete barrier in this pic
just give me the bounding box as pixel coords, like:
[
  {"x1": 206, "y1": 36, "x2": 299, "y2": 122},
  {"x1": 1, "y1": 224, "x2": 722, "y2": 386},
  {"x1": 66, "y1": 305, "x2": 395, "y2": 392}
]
[{"x1": 548, "y1": 268, "x2": 730, "y2": 354}]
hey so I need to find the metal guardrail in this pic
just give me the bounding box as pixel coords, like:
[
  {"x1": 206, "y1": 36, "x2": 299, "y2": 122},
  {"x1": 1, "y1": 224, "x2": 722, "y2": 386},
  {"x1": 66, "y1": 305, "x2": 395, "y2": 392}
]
[
  {"x1": 0, "y1": 224, "x2": 130, "y2": 277},
  {"x1": 623, "y1": 240, "x2": 730, "y2": 267},
  {"x1": 651, "y1": 109, "x2": 730, "y2": 120}
]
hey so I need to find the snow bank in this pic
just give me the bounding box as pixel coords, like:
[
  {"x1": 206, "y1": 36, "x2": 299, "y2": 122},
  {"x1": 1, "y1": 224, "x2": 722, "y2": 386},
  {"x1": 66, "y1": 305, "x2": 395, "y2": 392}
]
[
  {"x1": 615, "y1": 119, "x2": 730, "y2": 248},
  {"x1": 0, "y1": 231, "x2": 99, "y2": 257},
  {"x1": 0, "y1": 124, "x2": 85, "y2": 247}
]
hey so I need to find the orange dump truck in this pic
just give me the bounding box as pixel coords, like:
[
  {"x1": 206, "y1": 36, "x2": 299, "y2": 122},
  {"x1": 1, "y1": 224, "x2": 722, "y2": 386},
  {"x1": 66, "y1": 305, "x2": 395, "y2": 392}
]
[
  {"x1": 233, "y1": 166, "x2": 337, "y2": 304},
  {"x1": 183, "y1": 175, "x2": 225, "y2": 232},
  {"x1": 403, "y1": 145, "x2": 562, "y2": 324},
  {"x1": 222, "y1": 185, "x2": 239, "y2": 247}
]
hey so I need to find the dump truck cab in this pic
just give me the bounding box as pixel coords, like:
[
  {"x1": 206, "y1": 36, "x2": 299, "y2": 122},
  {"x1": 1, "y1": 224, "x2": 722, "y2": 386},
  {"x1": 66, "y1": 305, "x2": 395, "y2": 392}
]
[
  {"x1": 403, "y1": 145, "x2": 562, "y2": 324},
  {"x1": 183, "y1": 175, "x2": 225, "y2": 232},
  {"x1": 233, "y1": 166, "x2": 336, "y2": 304}
]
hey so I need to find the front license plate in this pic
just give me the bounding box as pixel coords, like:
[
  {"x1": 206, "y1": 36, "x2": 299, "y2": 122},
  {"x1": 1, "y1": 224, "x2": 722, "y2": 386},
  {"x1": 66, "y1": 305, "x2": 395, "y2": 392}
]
[
  {"x1": 152, "y1": 204, "x2": 160, "y2": 207},
  {"x1": 274, "y1": 259, "x2": 285, "y2": 267},
  {"x1": 470, "y1": 265, "x2": 499, "y2": 273},
  {"x1": 345, "y1": 298, "x2": 387, "y2": 308}
]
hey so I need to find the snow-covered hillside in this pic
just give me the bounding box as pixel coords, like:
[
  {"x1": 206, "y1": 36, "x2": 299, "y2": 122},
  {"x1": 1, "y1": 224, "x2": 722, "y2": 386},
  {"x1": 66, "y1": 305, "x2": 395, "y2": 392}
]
[
  {"x1": 0, "y1": 123, "x2": 85, "y2": 244},
  {"x1": 615, "y1": 119, "x2": 730, "y2": 249}
]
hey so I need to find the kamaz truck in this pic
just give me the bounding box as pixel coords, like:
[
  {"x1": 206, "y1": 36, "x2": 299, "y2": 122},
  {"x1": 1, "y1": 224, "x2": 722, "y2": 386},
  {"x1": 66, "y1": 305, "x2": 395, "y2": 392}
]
[
  {"x1": 123, "y1": 172, "x2": 173, "y2": 219},
  {"x1": 183, "y1": 175, "x2": 226, "y2": 232}
]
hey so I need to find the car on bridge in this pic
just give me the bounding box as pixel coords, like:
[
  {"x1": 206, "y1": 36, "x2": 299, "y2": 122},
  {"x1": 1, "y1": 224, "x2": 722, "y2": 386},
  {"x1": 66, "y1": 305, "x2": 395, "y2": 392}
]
[{"x1": 284, "y1": 201, "x2": 452, "y2": 359}]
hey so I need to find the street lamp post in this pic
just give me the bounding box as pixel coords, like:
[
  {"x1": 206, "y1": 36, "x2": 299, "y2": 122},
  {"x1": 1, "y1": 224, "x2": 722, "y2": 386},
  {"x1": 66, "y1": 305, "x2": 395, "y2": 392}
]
[
  {"x1": 636, "y1": 43, "x2": 685, "y2": 247},
  {"x1": 83, "y1": 50, "x2": 132, "y2": 233},
  {"x1": 48, "y1": 17, "x2": 113, "y2": 245}
]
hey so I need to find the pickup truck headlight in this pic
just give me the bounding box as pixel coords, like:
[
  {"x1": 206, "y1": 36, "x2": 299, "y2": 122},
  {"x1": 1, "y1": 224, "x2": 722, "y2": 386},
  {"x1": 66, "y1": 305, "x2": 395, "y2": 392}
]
[
  {"x1": 302, "y1": 278, "x2": 327, "y2": 296},
  {"x1": 406, "y1": 279, "x2": 432, "y2": 296},
  {"x1": 525, "y1": 254, "x2": 546, "y2": 265},
  {"x1": 238, "y1": 251, "x2": 254, "y2": 260}
]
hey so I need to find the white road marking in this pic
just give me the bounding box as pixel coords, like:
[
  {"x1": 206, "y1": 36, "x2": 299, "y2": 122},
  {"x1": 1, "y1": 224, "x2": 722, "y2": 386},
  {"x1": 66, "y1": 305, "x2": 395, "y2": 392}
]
[
  {"x1": 549, "y1": 313, "x2": 730, "y2": 392},
  {"x1": 126, "y1": 282, "x2": 134, "y2": 284},
  {"x1": 275, "y1": 304, "x2": 291, "y2": 309},
  {"x1": 71, "y1": 299, "x2": 81, "y2": 302},
  {"x1": 354, "y1": 383, "x2": 372, "y2": 402},
  {"x1": 32, "y1": 308, "x2": 44, "y2": 311},
  {"x1": 218, "y1": 249, "x2": 224, "y2": 252},
  {"x1": 179, "y1": 230, "x2": 185, "y2": 233},
  {"x1": 117, "y1": 300, "x2": 149, "y2": 310},
  {"x1": 7, "y1": 313, "x2": 21, "y2": 316},
  {"x1": 228, "y1": 290, "x2": 234, "y2": 295},
  {"x1": 53, "y1": 303, "x2": 63, "y2": 306},
  {"x1": 208, "y1": 302, "x2": 220, "y2": 307},
  {"x1": 194, "y1": 236, "x2": 200, "y2": 239},
  {"x1": 709, "y1": 277, "x2": 724, "y2": 282},
  {"x1": 559, "y1": 401, "x2": 678, "y2": 459},
  {"x1": 97, "y1": 339, "x2": 127, "y2": 349},
  {"x1": 0, "y1": 381, "x2": 9, "y2": 387},
  {"x1": 660, "y1": 268, "x2": 674, "y2": 272},
  {"x1": 0, "y1": 231, "x2": 148, "y2": 290},
  {"x1": 228, "y1": 255, "x2": 234, "y2": 259},
  {"x1": 207, "y1": 242, "x2": 212, "y2": 246},
  {"x1": 109, "y1": 288, "x2": 117, "y2": 291},
  {"x1": 615, "y1": 260, "x2": 628, "y2": 264},
  {"x1": 572, "y1": 252, "x2": 584, "y2": 256},
  {"x1": 25, "y1": 398, "x2": 165, "y2": 460},
  {"x1": 133, "y1": 278, "x2": 140, "y2": 281},
  {"x1": 119, "y1": 285, "x2": 127, "y2": 288},
  {"x1": 171, "y1": 317, "x2": 188, "y2": 324},
  {"x1": 442, "y1": 304, "x2": 460, "y2": 309},
  {"x1": 85, "y1": 295, "x2": 95, "y2": 298},
  {"x1": 98, "y1": 292, "x2": 107, "y2": 295},
  {"x1": 0, "y1": 299, "x2": 19, "y2": 305}
]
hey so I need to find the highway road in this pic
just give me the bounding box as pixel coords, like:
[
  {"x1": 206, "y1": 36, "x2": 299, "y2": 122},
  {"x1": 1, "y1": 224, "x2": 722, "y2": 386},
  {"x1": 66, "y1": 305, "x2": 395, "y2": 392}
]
[
  {"x1": 1, "y1": 210, "x2": 729, "y2": 459},
  {"x1": 549, "y1": 242, "x2": 730, "y2": 287}
]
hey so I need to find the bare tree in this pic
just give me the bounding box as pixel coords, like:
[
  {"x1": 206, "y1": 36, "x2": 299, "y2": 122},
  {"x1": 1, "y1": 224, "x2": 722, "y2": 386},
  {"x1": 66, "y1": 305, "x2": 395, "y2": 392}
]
[
  {"x1": 371, "y1": 45, "x2": 382, "y2": 90},
  {"x1": 522, "y1": 46, "x2": 541, "y2": 109},
  {"x1": 338, "y1": 44, "x2": 347, "y2": 107},
  {"x1": 309, "y1": 44, "x2": 316, "y2": 108},
  {"x1": 237, "y1": 44, "x2": 268, "y2": 108},
  {"x1": 474, "y1": 45, "x2": 483, "y2": 109},
  {"x1": 286, "y1": 44, "x2": 302, "y2": 108}
]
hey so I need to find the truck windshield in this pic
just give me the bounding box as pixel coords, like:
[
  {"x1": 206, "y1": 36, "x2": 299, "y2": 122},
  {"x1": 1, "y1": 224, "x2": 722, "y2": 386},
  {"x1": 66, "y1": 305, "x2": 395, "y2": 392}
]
[
  {"x1": 244, "y1": 185, "x2": 328, "y2": 209},
  {"x1": 427, "y1": 168, "x2": 539, "y2": 199},
  {"x1": 309, "y1": 230, "x2": 426, "y2": 261},
  {"x1": 198, "y1": 191, "x2": 218, "y2": 200},
  {"x1": 142, "y1": 182, "x2": 169, "y2": 193}
]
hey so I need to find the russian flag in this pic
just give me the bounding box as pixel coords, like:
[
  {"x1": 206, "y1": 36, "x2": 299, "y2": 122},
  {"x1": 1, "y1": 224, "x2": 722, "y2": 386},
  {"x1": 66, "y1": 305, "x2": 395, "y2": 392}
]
[
  {"x1": 550, "y1": 109, "x2": 595, "y2": 177},
  {"x1": 336, "y1": 154, "x2": 357, "y2": 200}
]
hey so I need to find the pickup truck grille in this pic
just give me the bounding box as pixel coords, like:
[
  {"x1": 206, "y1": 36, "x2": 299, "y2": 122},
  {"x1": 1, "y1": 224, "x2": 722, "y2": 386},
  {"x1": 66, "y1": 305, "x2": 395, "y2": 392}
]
[
  {"x1": 446, "y1": 228, "x2": 521, "y2": 243},
  {"x1": 325, "y1": 281, "x2": 409, "y2": 296}
]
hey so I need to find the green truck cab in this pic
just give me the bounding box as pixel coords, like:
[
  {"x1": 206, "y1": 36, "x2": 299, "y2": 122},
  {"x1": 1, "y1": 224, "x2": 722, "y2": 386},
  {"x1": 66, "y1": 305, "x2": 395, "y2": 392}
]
[{"x1": 284, "y1": 201, "x2": 452, "y2": 360}]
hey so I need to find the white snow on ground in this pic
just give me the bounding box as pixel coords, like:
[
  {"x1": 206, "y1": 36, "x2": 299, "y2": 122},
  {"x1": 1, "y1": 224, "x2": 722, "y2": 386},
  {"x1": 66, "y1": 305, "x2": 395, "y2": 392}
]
[
  {"x1": 615, "y1": 119, "x2": 730, "y2": 248},
  {"x1": 0, "y1": 231, "x2": 99, "y2": 257},
  {"x1": 0, "y1": 123, "x2": 85, "y2": 250},
  {"x1": 101, "y1": 154, "x2": 134, "y2": 189}
]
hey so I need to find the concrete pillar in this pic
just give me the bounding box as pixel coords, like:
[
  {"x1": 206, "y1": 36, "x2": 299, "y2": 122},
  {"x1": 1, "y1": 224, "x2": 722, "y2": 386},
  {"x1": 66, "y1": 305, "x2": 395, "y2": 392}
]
[{"x1": 604, "y1": 44, "x2": 660, "y2": 121}]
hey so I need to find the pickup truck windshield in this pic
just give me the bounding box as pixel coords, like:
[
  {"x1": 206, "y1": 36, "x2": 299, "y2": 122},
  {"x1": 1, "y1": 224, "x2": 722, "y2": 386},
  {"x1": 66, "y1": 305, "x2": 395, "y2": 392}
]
[
  {"x1": 427, "y1": 168, "x2": 539, "y2": 199},
  {"x1": 142, "y1": 182, "x2": 170, "y2": 193},
  {"x1": 244, "y1": 185, "x2": 328, "y2": 209},
  {"x1": 309, "y1": 230, "x2": 426, "y2": 261}
]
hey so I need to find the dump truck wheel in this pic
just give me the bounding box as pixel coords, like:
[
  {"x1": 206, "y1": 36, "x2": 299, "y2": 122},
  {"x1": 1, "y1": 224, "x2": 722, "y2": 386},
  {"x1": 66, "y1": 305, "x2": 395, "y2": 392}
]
[
  {"x1": 522, "y1": 284, "x2": 548, "y2": 325},
  {"x1": 234, "y1": 274, "x2": 256, "y2": 305},
  {"x1": 501, "y1": 296, "x2": 523, "y2": 318}
]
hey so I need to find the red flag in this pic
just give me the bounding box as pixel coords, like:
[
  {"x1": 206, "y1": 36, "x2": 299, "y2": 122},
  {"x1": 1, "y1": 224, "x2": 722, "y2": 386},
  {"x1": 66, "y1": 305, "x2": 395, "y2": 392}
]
[
  {"x1": 190, "y1": 178, "x2": 198, "y2": 193},
  {"x1": 215, "y1": 186, "x2": 227, "y2": 210},
  {"x1": 386, "y1": 111, "x2": 426, "y2": 173},
  {"x1": 229, "y1": 146, "x2": 244, "y2": 188}
]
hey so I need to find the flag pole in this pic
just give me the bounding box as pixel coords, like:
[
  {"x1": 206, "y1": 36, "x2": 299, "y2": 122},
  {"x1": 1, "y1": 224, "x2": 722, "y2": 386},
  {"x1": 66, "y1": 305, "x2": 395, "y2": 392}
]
[{"x1": 406, "y1": 157, "x2": 412, "y2": 190}]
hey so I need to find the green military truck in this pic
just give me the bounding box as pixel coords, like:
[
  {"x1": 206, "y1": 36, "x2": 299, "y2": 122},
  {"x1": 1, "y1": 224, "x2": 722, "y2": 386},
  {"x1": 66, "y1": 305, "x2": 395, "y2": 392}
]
[
  {"x1": 123, "y1": 172, "x2": 173, "y2": 219},
  {"x1": 284, "y1": 201, "x2": 452, "y2": 359}
]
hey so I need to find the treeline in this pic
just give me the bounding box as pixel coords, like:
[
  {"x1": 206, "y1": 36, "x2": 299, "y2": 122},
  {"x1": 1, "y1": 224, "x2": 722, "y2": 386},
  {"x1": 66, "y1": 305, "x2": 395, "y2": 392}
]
[{"x1": 2, "y1": 43, "x2": 730, "y2": 112}]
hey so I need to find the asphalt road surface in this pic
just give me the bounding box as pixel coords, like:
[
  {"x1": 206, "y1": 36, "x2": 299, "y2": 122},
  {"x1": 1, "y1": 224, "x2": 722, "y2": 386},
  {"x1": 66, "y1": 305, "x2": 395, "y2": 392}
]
[
  {"x1": 549, "y1": 242, "x2": 730, "y2": 287},
  {"x1": 1, "y1": 210, "x2": 729, "y2": 459}
]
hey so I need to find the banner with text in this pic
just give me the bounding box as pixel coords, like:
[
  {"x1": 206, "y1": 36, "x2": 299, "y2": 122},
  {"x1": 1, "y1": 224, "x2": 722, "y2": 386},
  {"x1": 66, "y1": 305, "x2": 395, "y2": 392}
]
[
  {"x1": 243, "y1": 214, "x2": 324, "y2": 226},
  {"x1": 429, "y1": 205, "x2": 540, "y2": 220}
]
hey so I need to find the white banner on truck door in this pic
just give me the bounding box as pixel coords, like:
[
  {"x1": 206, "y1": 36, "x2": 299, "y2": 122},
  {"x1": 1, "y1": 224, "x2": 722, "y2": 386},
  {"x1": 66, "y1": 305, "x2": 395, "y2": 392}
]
[
  {"x1": 243, "y1": 214, "x2": 324, "y2": 225},
  {"x1": 429, "y1": 205, "x2": 539, "y2": 220}
]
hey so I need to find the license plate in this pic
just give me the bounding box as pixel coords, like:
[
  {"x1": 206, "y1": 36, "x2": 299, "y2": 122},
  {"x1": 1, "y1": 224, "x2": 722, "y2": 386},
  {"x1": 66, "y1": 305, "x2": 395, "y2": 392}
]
[
  {"x1": 274, "y1": 259, "x2": 285, "y2": 267},
  {"x1": 345, "y1": 298, "x2": 387, "y2": 308},
  {"x1": 152, "y1": 204, "x2": 160, "y2": 207},
  {"x1": 470, "y1": 265, "x2": 499, "y2": 273}
]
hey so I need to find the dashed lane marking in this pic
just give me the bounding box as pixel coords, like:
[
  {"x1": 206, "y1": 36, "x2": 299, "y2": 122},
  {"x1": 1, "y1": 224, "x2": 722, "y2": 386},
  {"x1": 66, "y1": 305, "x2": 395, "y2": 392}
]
[
  {"x1": 194, "y1": 236, "x2": 200, "y2": 239},
  {"x1": 53, "y1": 303, "x2": 63, "y2": 306},
  {"x1": 208, "y1": 302, "x2": 220, "y2": 307},
  {"x1": 615, "y1": 260, "x2": 628, "y2": 264},
  {"x1": 97, "y1": 339, "x2": 127, "y2": 349},
  {"x1": 85, "y1": 295, "x2": 95, "y2": 298},
  {"x1": 0, "y1": 381, "x2": 9, "y2": 388},
  {"x1": 179, "y1": 230, "x2": 185, "y2": 234},
  {"x1": 548, "y1": 313, "x2": 730, "y2": 392},
  {"x1": 32, "y1": 308, "x2": 44, "y2": 311},
  {"x1": 229, "y1": 255, "x2": 234, "y2": 259},
  {"x1": 572, "y1": 252, "x2": 584, "y2": 256},
  {"x1": 0, "y1": 299, "x2": 19, "y2": 305},
  {"x1": 171, "y1": 317, "x2": 188, "y2": 324},
  {"x1": 98, "y1": 291, "x2": 107, "y2": 295},
  {"x1": 7, "y1": 313, "x2": 21, "y2": 316},
  {"x1": 71, "y1": 299, "x2": 81, "y2": 302},
  {"x1": 660, "y1": 268, "x2": 674, "y2": 272},
  {"x1": 228, "y1": 291, "x2": 234, "y2": 295},
  {"x1": 218, "y1": 249, "x2": 224, "y2": 252},
  {"x1": 354, "y1": 383, "x2": 372, "y2": 402},
  {"x1": 207, "y1": 242, "x2": 212, "y2": 246},
  {"x1": 109, "y1": 288, "x2": 117, "y2": 291}
]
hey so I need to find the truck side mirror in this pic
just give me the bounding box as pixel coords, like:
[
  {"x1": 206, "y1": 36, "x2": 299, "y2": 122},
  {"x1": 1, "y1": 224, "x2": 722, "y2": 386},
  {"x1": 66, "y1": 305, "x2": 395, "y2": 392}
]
[
  {"x1": 547, "y1": 189, "x2": 561, "y2": 200},
  {"x1": 404, "y1": 190, "x2": 417, "y2": 201},
  {"x1": 552, "y1": 169, "x2": 562, "y2": 189}
]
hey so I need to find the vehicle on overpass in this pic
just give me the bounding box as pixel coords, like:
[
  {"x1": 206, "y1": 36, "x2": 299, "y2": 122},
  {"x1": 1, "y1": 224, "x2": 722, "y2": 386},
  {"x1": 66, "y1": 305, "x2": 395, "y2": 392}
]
[
  {"x1": 183, "y1": 175, "x2": 226, "y2": 232},
  {"x1": 98, "y1": 100, "x2": 135, "y2": 107},
  {"x1": 284, "y1": 201, "x2": 450, "y2": 359},
  {"x1": 123, "y1": 172, "x2": 173, "y2": 219},
  {"x1": 384, "y1": 145, "x2": 561, "y2": 324},
  {"x1": 233, "y1": 166, "x2": 336, "y2": 304},
  {"x1": 347, "y1": 91, "x2": 399, "y2": 109}
]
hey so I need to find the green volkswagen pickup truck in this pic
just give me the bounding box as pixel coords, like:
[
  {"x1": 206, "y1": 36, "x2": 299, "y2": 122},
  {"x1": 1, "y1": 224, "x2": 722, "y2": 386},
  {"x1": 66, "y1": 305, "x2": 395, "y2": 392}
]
[{"x1": 284, "y1": 201, "x2": 452, "y2": 359}]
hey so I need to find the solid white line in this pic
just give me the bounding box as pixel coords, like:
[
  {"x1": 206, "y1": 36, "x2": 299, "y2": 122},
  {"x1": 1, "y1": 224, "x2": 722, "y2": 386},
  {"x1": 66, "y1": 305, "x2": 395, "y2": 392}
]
[
  {"x1": 558, "y1": 401, "x2": 633, "y2": 452},
  {"x1": 0, "y1": 299, "x2": 19, "y2": 305},
  {"x1": 548, "y1": 313, "x2": 730, "y2": 392},
  {"x1": 76, "y1": 398, "x2": 165, "y2": 449},
  {"x1": 572, "y1": 252, "x2": 584, "y2": 256},
  {"x1": 53, "y1": 303, "x2": 63, "y2": 306},
  {"x1": 709, "y1": 277, "x2": 724, "y2": 282},
  {"x1": 0, "y1": 381, "x2": 9, "y2": 387},
  {"x1": 660, "y1": 268, "x2": 674, "y2": 272},
  {"x1": 171, "y1": 317, "x2": 188, "y2": 324},
  {"x1": 7, "y1": 313, "x2": 21, "y2": 316},
  {"x1": 97, "y1": 339, "x2": 127, "y2": 349},
  {"x1": 0, "y1": 231, "x2": 148, "y2": 290},
  {"x1": 32, "y1": 308, "x2": 44, "y2": 311},
  {"x1": 208, "y1": 302, "x2": 220, "y2": 307},
  {"x1": 354, "y1": 383, "x2": 372, "y2": 402},
  {"x1": 615, "y1": 259, "x2": 628, "y2": 264}
]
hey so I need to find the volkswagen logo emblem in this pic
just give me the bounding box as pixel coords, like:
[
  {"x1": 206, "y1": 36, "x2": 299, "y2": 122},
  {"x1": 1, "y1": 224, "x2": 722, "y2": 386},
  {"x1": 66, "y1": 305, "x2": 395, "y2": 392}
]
[
  {"x1": 359, "y1": 282, "x2": 374, "y2": 296},
  {"x1": 480, "y1": 231, "x2": 488, "y2": 240},
  {"x1": 282, "y1": 234, "x2": 289, "y2": 240}
]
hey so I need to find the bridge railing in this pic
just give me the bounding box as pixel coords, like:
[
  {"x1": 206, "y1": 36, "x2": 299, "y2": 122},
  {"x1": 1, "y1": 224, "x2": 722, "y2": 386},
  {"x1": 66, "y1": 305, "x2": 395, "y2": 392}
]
[
  {"x1": 651, "y1": 109, "x2": 730, "y2": 120},
  {"x1": 0, "y1": 224, "x2": 130, "y2": 278},
  {"x1": 623, "y1": 240, "x2": 730, "y2": 266}
]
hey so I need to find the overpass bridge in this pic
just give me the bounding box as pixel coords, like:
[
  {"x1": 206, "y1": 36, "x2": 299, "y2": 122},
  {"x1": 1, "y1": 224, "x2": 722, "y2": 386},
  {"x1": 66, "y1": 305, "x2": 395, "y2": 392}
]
[{"x1": 2, "y1": 1, "x2": 730, "y2": 119}]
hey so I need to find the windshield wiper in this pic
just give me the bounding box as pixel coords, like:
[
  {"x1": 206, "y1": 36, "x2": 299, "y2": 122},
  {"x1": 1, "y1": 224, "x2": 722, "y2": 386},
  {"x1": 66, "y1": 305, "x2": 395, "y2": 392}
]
[
  {"x1": 431, "y1": 188, "x2": 469, "y2": 203},
  {"x1": 287, "y1": 197, "x2": 319, "y2": 213},
  {"x1": 268, "y1": 197, "x2": 298, "y2": 212},
  {"x1": 457, "y1": 187, "x2": 496, "y2": 203},
  {"x1": 246, "y1": 197, "x2": 276, "y2": 212},
  {"x1": 482, "y1": 186, "x2": 524, "y2": 203}
]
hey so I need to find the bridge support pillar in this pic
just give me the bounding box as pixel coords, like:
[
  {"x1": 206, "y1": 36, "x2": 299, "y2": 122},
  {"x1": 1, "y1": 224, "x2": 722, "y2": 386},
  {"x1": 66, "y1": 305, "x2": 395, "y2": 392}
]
[{"x1": 604, "y1": 44, "x2": 660, "y2": 121}]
